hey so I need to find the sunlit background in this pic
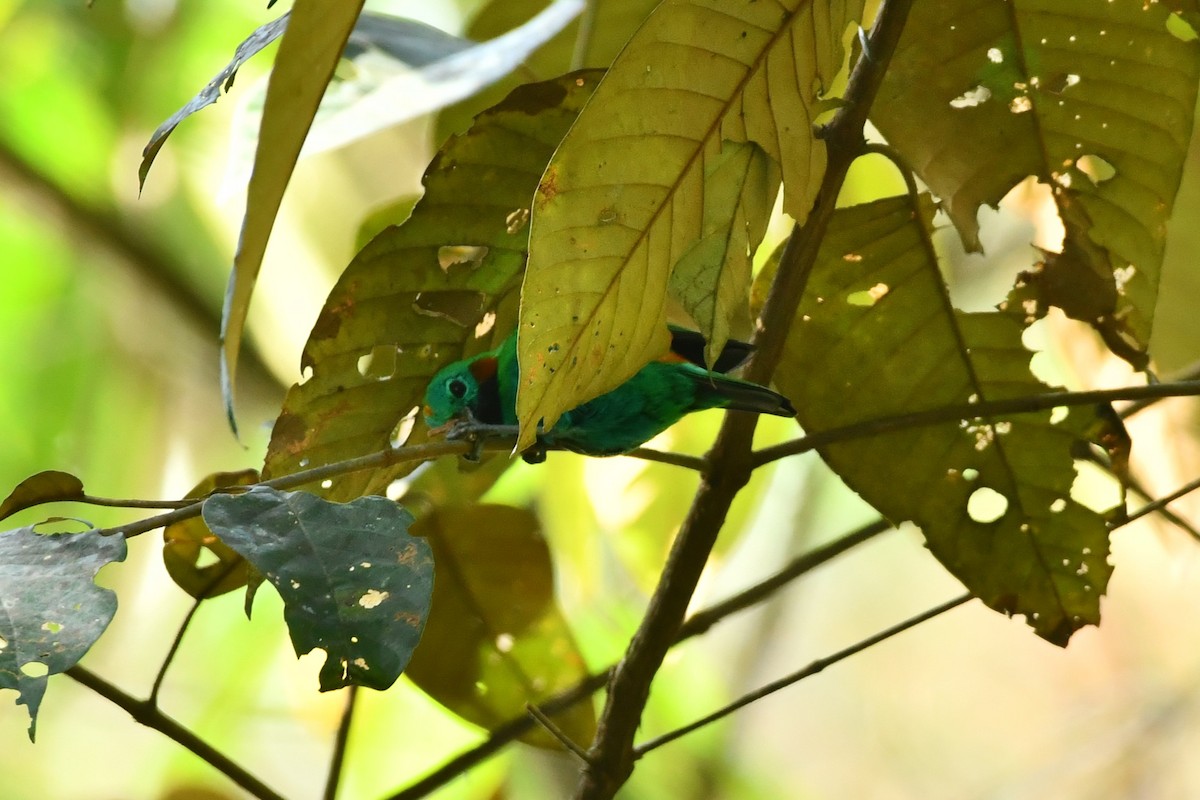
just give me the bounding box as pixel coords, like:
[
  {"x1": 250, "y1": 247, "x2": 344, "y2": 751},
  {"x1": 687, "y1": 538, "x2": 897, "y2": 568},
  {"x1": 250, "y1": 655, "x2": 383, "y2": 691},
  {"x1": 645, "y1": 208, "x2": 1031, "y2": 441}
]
[{"x1": 4, "y1": 1, "x2": 1200, "y2": 799}]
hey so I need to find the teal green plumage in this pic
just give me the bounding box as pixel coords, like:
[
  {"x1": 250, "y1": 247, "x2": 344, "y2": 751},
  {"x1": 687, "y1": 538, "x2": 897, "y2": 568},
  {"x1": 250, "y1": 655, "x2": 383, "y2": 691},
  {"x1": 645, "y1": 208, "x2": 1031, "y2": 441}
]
[{"x1": 423, "y1": 327, "x2": 795, "y2": 458}]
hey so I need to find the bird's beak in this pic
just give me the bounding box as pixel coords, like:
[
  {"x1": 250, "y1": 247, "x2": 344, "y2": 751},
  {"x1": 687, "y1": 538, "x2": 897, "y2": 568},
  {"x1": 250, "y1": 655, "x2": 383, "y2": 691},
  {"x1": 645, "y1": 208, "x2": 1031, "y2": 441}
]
[{"x1": 424, "y1": 407, "x2": 455, "y2": 438}]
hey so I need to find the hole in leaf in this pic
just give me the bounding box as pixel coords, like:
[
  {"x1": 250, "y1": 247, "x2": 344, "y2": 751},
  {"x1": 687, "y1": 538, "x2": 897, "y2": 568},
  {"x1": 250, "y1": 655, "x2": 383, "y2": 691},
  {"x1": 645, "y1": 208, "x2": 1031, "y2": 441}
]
[
  {"x1": 20, "y1": 661, "x2": 48, "y2": 679},
  {"x1": 846, "y1": 283, "x2": 889, "y2": 306},
  {"x1": 0, "y1": 634, "x2": 7, "y2": 650},
  {"x1": 967, "y1": 487, "x2": 1008, "y2": 523},
  {"x1": 1167, "y1": 12, "x2": 1198, "y2": 42},
  {"x1": 496, "y1": 633, "x2": 514, "y2": 653},
  {"x1": 358, "y1": 345, "x2": 398, "y2": 380},
  {"x1": 412, "y1": 291, "x2": 487, "y2": 327},
  {"x1": 41, "y1": 621, "x2": 62, "y2": 634},
  {"x1": 437, "y1": 245, "x2": 488, "y2": 271},
  {"x1": 1070, "y1": 459, "x2": 1123, "y2": 514},
  {"x1": 962, "y1": 468, "x2": 979, "y2": 481},
  {"x1": 1009, "y1": 95, "x2": 1033, "y2": 114},
  {"x1": 1050, "y1": 406, "x2": 1069, "y2": 425},
  {"x1": 950, "y1": 85, "x2": 991, "y2": 108},
  {"x1": 358, "y1": 589, "x2": 388, "y2": 609},
  {"x1": 505, "y1": 208, "x2": 530, "y2": 235},
  {"x1": 392, "y1": 406, "x2": 419, "y2": 448},
  {"x1": 1076, "y1": 154, "x2": 1116, "y2": 185},
  {"x1": 1050, "y1": 498, "x2": 1067, "y2": 513},
  {"x1": 475, "y1": 311, "x2": 497, "y2": 339}
]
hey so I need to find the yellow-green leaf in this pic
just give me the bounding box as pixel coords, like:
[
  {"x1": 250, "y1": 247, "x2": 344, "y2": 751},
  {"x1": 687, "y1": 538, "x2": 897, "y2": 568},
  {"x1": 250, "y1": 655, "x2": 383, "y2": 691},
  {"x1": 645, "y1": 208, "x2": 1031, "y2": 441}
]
[
  {"x1": 0, "y1": 471, "x2": 84, "y2": 522},
  {"x1": 873, "y1": 0, "x2": 1200, "y2": 364},
  {"x1": 222, "y1": 0, "x2": 366, "y2": 433},
  {"x1": 516, "y1": 0, "x2": 866, "y2": 449},
  {"x1": 407, "y1": 505, "x2": 595, "y2": 749},
  {"x1": 262, "y1": 72, "x2": 602, "y2": 499},
  {"x1": 763, "y1": 196, "x2": 1122, "y2": 645},
  {"x1": 163, "y1": 470, "x2": 260, "y2": 600}
]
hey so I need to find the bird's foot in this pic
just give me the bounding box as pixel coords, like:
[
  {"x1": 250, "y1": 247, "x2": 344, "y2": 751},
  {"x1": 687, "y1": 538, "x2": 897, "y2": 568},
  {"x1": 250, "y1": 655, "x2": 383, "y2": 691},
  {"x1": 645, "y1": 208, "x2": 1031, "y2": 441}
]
[{"x1": 443, "y1": 420, "x2": 521, "y2": 462}]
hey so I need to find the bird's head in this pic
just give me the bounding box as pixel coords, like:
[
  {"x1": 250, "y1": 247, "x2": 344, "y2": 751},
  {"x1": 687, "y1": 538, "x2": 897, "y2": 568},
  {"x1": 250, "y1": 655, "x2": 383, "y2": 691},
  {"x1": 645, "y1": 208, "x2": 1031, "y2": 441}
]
[{"x1": 423, "y1": 354, "x2": 499, "y2": 433}]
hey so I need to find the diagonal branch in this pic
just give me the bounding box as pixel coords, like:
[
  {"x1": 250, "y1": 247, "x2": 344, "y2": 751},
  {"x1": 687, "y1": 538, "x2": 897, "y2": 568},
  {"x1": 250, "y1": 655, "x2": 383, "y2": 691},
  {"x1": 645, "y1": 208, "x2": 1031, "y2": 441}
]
[
  {"x1": 65, "y1": 666, "x2": 284, "y2": 800},
  {"x1": 571, "y1": 3, "x2": 915, "y2": 797}
]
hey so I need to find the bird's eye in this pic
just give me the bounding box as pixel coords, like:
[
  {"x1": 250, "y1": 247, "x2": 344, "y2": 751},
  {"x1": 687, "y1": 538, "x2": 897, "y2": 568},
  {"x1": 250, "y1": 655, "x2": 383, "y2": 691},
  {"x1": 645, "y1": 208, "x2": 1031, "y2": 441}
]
[{"x1": 448, "y1": 378, "x2": 468, "y2": 399}]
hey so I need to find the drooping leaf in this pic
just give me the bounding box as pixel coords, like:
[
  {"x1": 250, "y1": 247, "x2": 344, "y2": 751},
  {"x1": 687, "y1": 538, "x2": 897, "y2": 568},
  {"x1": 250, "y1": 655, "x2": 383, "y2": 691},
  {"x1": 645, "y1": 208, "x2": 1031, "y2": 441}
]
[
  {"x1": 406, "y1": 505, "x2": 595, "y2": 749},
  {"x1": 515, "y1": 0, "x2": 866, "y2": 450},
  {"x1": 872, "y1": 0, "x2": 1200, "y2": 366},
  {"x1": 262, "y1": 72, "x2": 602, "y2": 499},
  {"x1": 300, "y1": 0, "x2": 584, "y2": 156},
  {"x1": 221, "y1": 0, "x2": 366, "y2": 435},
  {"x1": 762, "y1": 195, "x2": 1121, "y2": 645},
  {"x1": 162, "y1": 470, "x2": 259, "y2": 600},
  {"x1": 139, "y1": 14, "x2": 289, "y2": 188},
  {"x1": 0, "y1": 527, "x2": 127, "y2": 740},
  {"x1": 202, "y1": 488, "x2": 432, "y2": 691},
  {"x1": 434, "y1": 0, "x2": 661, "y2": 142},
  {"x1": 219, "y1": 2, "x2": 585, "y2": 195},
  {"x1": 0, "y1": 471, "x2": 85, "y2": 522}
]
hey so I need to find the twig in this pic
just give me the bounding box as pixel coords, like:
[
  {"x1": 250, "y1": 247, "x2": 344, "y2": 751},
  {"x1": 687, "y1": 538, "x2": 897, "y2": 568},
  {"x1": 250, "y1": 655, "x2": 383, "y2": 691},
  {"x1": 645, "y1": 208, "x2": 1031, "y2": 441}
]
[
  {"x1": 677, "y1": 517, "x2": 892, "y2": 640},
  {"x1": 150, "y1": 559, "x2": 247, "y2": 706},
  {"x1": 1120, "y1": 356, "x2": 1200, "y2": 418},
  {"x1": 80, "y1": 495, "x2": 193, "y2": 510},
  {"x1": 65, "y1": 666, "x2": 284, "y2": 800},
  {"x1": 324, "y1": 687, "x2": 358, "y2": 800},
  {"x1": 750, "y1": 381, "x2": 1200, "y2": 468},
  {"x1": 569, "y1": 0, "x2": 599, "y2": 71},
  {"x1": 526, "y1": 703, "x2": 592, "y2": 763},
  {"x1": 571, "y1": 3, "x2": 915, "y2": 797},
  {"x1": 1119, "y1": 473, "x2": 1200, "y2": 529},
  {"x1": 632, "y1": 593, "x2": 973, "y2": 756}
]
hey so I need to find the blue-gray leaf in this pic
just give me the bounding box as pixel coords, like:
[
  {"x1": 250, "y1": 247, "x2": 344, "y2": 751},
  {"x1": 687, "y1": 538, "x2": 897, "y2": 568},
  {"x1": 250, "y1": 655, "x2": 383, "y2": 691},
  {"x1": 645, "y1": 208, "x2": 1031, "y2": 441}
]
[
  {"x1": 202, "y1": 488, "x2": 432, "y2": 691},
  {"x1": 0, "y1": 526, "x2": 127, "y2": 740}
]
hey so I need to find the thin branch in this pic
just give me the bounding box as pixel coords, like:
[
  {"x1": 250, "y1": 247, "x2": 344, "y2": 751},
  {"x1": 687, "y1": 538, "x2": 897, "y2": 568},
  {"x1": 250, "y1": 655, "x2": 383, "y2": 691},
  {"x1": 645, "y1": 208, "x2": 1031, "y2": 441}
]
[
  {"x1": 388, "y1": 519, "x2": 883, "y2": 800},
  {"x1": 150, "y1": 558, "x2": 247, "y2": 705},
  {"x1": 526, "y1": 703, "x2": 592, "y2": 763},
  {"x1": 751, "y1": 381, "x2": 1200, "y2": 468},
  {"x1": 387, "y1": 672, "x2": 610, "y2": 800},
  {"x1": 676, "y1": 518, "x2": 892, "y2": 641},
  {"x1": 572, "y1": 3, "x2": 915, "y2": 797},
  {"x1": 65, "y1": 666, "x2": 284, "y2": 800},
  {"x1": 324, "y1": 687, "x2": 358, "y2": 800},
  {"x1": 1124, "y1": 475, "x2": 1200, "y2": 542},
  {"x1": 80, "y1": 495, "x2": 193, "y2": 510},
  {"x1": 1120, "y1": 356, "x2": 1200, "y2": 418},
  {"x1": 1120, "y1": 473, "x2": 1200, "y2": 529},
  {"x1": 632, "y1": 593, "x2": 974, "y2": 757}
]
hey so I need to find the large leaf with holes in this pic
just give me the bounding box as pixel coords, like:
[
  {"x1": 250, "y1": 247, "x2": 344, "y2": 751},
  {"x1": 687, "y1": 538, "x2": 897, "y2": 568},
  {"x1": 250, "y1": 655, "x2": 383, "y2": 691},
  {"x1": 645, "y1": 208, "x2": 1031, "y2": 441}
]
[
  {"x1": 763, "y1": 196, "x2": 1122, "y2": 644},
  {"x1": 221, "y1": 0, "x2": 366, "y2": 434},
  {"x1": 872, "y1": 0, "x2": 1200, "y2": 366},
  {"x1": 515, "y1": 0, "x2": 864, "y2": 450},
  {"x1": 263, "y1": 72, "x2": 602, "y2": 499},
  {"x1": 406, "y1": 505, "x2": 594, "y2": 749},
  {"x1": 203, "y1": 488, "x2": 432, "y2": 691},
  {"x1": 0, "y1": 527, "x2": 127, "y2": 740}
]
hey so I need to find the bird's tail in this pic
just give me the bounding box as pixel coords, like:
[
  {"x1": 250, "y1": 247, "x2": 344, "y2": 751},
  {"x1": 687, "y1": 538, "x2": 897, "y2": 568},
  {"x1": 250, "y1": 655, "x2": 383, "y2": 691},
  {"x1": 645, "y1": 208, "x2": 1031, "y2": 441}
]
[{"x1": 690, "y1": 372, "x2": 796, "y2": 417}]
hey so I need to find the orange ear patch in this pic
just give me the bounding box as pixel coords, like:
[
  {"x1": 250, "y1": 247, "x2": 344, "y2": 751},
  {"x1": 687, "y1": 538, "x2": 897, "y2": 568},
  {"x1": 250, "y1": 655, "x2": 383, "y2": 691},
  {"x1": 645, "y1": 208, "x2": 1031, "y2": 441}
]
[{"x1": 468, "y1": 357, "x2": 498, "y2": 383}]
